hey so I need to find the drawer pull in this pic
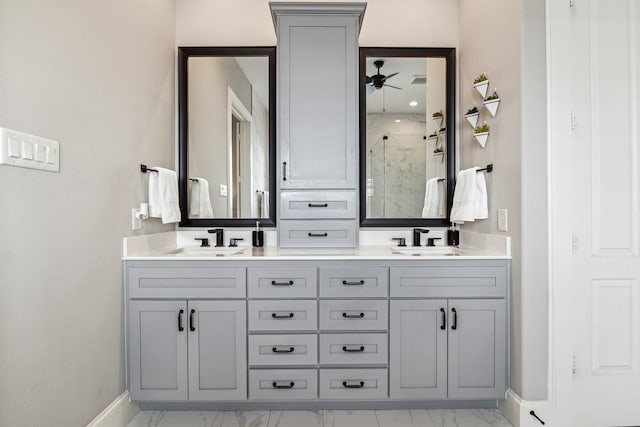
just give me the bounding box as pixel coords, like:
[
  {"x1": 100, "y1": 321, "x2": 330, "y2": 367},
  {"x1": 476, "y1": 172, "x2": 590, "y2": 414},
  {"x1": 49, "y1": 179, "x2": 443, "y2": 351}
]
[
  {"x1": 282, "y1": 162, "x2": 287, "y2": 181},
  {"x1": 271, "y1": 280, "x2": 294, "y2": 286},
  {"x1": 272, "y1": 346, "x2": 295, "y2": 353},
  {"x1": 272, "y1": 312, "x2": 295, "y2": 319},
  {"x1": 342, "y1": 280, "x2": 365, "y2": 286},
  {"x1": 308, "y1": 232, "x2": 328, "y2": 237},
  {"x1": 451, "y1": 307, "x2": 457, "y2": 330},
  {"x1": 342, "y1": 312, "x2": 365, "y2": 319},
  {"x1": 342, "y1": 380, "x2": 365, "y2": 389},
  {"x1": 308, "y1": 203, "x2": 329, "y2": 208},
  {"x1": 189, "y1": 309, "x2": 196, "y2": 331},
  {"x1": 342, "y1": 345, "x2": 365, "y2": 352},
  {"x1": 440, "y1": 307, "x2": 446, "y2": 330},
  {"x1": 272, "y1": 381, "x2": 295, "y2": 389},
  {"x1": 178, "y1": 309, "x2": 184, "y2": 332}
]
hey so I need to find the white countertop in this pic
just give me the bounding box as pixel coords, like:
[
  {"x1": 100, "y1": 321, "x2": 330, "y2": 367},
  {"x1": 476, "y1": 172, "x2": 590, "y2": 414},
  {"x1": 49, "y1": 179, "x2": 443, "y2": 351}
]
[{"x1": 122, "y1": 231, "x2": 510, "y2": 260}]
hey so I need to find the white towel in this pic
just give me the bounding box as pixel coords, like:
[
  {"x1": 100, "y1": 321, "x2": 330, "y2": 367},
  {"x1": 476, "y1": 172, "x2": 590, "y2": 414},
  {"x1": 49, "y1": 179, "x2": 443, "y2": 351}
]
[
  {"x1": 450, "y1": 167, "x2": 488, "y2": 224},
  {"x1": 148, "y1": 167, "x2": 181, "y2": 224},
  {"x1": 422, "y1": 177, "x2": 443, "y2": 218},
  {"x1": 261, "y1": 190, "x2": 269, "y2": 218},
  {"x1": 189, "y1": 178, "x2": 214, "y2": 218}
]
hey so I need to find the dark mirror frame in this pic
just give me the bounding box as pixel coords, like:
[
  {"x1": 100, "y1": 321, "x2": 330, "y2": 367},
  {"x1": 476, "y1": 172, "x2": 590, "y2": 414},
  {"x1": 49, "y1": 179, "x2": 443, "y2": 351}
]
[
  {"x1": 177, "y1": 46, "x2": 277, "y2": 227},
  {"x1": 359, "y1": 47, "x2": 456, "y2": 227}
]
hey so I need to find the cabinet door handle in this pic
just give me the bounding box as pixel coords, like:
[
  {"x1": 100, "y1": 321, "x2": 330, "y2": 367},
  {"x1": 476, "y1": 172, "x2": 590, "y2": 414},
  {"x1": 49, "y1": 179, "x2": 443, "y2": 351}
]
[
  {"x1": 440, "y1": 308, "x2": 446, "y2": 330},
  {"x1": 342, "y1": 312, "x2": 365, "y2": 319},
  {"x1": 272, "y1": 381, "x2": 295, "y2": 389},
  {"x1": 308, "y1": 232, "x2": 328, "y2": 237},
  {"x1": 271, "y1": 280, "x2": 294, "y2": 286},
  {"x1": 272, "y1": 346, "x2": 295, "y2": 353},
  {"x1": 189, "y1": 309, "x2": 196, "y2": 331},
  {"x1": 342, "y1": 381, "x2": 365, "y2": 389},
  {"x1": 342, "y1": 345, "x2": 365, "y2": 352},
  {"x1": 451, "y1": 307, "x2": 457, "y2": 330},
  {"x1": 272, "y1": 312, "x2": 295, "y2": 319},
  {"x1": 282, "y1": 162, "x2": 287, "y2": 181},
  {"x1": 308, "y1": 203, "x2": 328, "y2": 208},
  {"x1": 178, "y1": 309, "x2": 184, "y2": 332},
  {"x1": 342, "y1": 280, "x2": 365, "y2": 286}
]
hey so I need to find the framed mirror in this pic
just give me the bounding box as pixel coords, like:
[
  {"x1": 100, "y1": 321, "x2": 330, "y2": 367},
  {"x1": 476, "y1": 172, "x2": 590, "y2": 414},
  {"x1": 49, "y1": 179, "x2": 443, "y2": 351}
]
[
  {"x1": 178, "y1": 46, "x2": 276, "y2": 227},
  {"x1": 359, "y1": 47, "x2": 456, "y2": 227}
]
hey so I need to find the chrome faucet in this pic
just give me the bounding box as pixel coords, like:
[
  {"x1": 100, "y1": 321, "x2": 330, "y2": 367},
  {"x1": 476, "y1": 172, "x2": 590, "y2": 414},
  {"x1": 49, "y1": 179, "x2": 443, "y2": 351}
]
[{"x1": 413, "y1": 228, "x2": 430, "y2": 246}]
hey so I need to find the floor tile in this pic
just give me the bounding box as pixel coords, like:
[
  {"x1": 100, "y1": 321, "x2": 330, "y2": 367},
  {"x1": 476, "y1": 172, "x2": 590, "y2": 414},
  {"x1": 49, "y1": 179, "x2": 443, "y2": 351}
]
[
  {"x1": 212, "y1": 411, "x2": 270, "y2": 427},
  {"x1": 156, "y1": 411, "x2": 219, "y2": 427},
  {"x1": 127, "y1": 410, "x2": 166, "y2": 427},
  {"x1": 427, "y1": 409, "x2": 512, "y2": 427},
  {"x1": 323, "y1": 410, "x2": 380, "y2": 427},
  {"x1": 375, "y1": 410, "x2": 436, "y2": 427},
  {"x1": 267, "y1": 410, "x2": 323, "y2": 427}
]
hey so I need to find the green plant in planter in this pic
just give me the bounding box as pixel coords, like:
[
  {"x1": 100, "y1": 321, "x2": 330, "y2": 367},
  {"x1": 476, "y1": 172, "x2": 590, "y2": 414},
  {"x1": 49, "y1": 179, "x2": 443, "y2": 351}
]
[
  {"x1": 434, "y1": 146, "x2": 444, "y2": 153},
  {"x1": 466, "y1": 106, "x2": 478, "y2": 115},
  {"x1": 428, "y1": 132, "x2": 437, "y2": 138},
  {"x1": 474, "y1": 73, "x2": 488, "y2": 84},
  {"x1": 432, "y1": 110, "x2": 443, "y2": 118},
  {"x1": 474, "y1": 123, "x2": 490, "y2": 134},
  {"x1": 485, "y1": 90, "x2": 500, "y2": 101}
]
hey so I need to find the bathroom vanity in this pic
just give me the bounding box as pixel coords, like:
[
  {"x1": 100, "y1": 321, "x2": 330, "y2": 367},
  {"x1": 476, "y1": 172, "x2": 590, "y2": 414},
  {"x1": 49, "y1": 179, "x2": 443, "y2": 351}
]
[{"x1": 124, "y1": 244, "x2": 509, "y2": 408}]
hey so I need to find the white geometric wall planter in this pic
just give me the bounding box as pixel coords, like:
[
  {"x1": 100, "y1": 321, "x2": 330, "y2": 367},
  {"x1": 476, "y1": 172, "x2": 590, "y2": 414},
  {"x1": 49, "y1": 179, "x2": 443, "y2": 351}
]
[
  {"x1": 473, "y1": 131, "x2": 489, "y2": 148},
  {"x1": 432, "y1": 115, "x2": 444, "y2": 129},
  {"x1": 474, "y1": 80, "x2": 489, "y2": 98},
  {"x1": 483, "y1": 98, "x2": 501, "y2": 117},
  {"x1": 465, "y1": 112, "x2": 479, "y2": 128}
]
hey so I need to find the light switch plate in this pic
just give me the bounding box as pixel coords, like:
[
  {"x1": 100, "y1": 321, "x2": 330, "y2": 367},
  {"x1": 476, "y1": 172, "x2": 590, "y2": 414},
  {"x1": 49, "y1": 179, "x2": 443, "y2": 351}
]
[
  {"x1": 0, "y1": 127, "x2": 60, "y2": 172},
  {"x1": 497, "y1": 209, "x2": 508, "y2": 232}
]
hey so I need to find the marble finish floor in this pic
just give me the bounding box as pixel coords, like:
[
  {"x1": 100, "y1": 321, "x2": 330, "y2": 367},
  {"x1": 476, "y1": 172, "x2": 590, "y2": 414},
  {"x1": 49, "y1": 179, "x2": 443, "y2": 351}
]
[{"x1": 127, "y1": 409, "x2": 513, "y2": 427}]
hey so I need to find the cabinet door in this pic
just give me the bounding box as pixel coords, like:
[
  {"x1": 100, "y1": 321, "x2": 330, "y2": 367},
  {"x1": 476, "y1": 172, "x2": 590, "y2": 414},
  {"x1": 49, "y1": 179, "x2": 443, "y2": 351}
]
[
  {"x1": 279, "y1": 15, "x2": 358, "y2": 189},
  {"x1": 128, "y1": 300, "x2": 188, "y2": 401},
  {"x1": 389, "y1": 300, "x2": 447, "y2": 399},
  {"x1": 187, "y1": 300, "x2": 247, "y2": 401},
  {"x1": 447, "y1": 299, "x2": 507, "y2": 399}
]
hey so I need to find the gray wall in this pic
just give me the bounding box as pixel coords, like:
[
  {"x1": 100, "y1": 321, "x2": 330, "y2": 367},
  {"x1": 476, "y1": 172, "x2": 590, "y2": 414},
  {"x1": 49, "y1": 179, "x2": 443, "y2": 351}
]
[
  {"x1": 459, "y1": 0, "x2": 548, "y2": 400},
  {"x1": 0, "y1": 1, "x2": 176, "y2": 425}
]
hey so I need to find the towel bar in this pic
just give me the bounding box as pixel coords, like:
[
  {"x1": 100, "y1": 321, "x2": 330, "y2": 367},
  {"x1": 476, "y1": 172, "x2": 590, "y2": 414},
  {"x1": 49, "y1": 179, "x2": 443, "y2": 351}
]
[{"x1": 140, "y1": 164, "x2": 158, "y2": 173}]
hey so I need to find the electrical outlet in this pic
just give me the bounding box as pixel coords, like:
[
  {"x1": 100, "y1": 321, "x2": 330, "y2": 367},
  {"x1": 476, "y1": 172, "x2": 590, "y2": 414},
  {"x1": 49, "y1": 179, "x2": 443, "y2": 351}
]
[
  {"x1": 498, "y1": 209, "x2": 508, "y2": 232},
  {"x1": 220, "y1": 184, "x2": 228, "y2": 196}
]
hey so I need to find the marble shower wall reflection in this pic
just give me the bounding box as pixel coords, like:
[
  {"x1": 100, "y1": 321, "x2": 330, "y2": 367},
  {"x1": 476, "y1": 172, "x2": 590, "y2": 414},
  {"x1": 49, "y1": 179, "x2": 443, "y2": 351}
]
[{"x1": 366, "y1": 113, "x2": 446, "y2": 218}]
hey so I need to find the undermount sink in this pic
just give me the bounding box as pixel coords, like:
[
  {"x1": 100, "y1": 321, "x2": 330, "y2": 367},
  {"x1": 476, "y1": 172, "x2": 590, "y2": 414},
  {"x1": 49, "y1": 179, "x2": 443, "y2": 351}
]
[
  {"x1": 391, "y1": 246, "x2": 459, "y2": 256},
  {"x1": 166, "y1": 246, "x2": 246, "y2": 256}
]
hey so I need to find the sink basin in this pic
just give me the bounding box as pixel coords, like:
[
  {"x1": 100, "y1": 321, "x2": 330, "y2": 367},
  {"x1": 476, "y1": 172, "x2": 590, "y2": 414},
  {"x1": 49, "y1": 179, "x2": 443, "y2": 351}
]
[
  {"x1": 166, "y1": 247, "x2": 246, "y2": 256},
  {"x1": 391, "y1": 246, "x2": 459, "y2": 256}
]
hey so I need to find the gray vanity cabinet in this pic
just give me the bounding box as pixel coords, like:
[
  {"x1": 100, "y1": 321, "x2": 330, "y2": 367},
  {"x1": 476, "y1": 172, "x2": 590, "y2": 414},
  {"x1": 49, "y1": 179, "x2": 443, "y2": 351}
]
[
  {"x1": 389, "y1": 300, "x2": 447, "y2": 399},
  {"x1": 271, "y1": 3, "x2": 365, "y2": 249},
  {"x1": 128, "y1": 300, "x2": 247, "y2": 402}
]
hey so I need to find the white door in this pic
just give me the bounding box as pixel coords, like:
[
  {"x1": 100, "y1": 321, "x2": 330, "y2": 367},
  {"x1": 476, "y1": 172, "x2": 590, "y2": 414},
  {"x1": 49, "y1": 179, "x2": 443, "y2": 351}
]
[{"x1": 570, "y1": 1, "x2": 640, "y2": 425}]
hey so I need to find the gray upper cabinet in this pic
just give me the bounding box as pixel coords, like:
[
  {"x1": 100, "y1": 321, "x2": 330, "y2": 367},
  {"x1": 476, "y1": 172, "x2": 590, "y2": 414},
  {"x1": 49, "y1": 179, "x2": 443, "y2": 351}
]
[{"x1": 271, "y1": 3, "x2": 366, "y2": 249}]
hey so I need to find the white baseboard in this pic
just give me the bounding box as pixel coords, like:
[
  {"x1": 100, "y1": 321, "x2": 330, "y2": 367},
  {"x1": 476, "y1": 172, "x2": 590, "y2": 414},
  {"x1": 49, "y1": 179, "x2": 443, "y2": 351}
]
[
  {"x1": 499, "y1": 388, "x2": 555, "y2": 427},
  {"x1": 87, "y1": 391, "x2": 140, "y2": 427},
  {"x1": 499, "y1": 389, "x2": 523, "y2": 427}
]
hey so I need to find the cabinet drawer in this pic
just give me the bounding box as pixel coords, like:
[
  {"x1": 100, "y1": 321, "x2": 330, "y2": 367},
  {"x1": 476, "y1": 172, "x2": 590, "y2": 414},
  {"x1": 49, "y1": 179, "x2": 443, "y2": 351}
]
[
  {"x1": 127, "y1": 265, "x2": 246, "y2": 299},
  {"x1": 248, "y1": 300, "x2": 317, "y2": 331},
  {"x1": 319, "y1": 300, "x2": 388, "y2": 331},
  {"x1": 249, "y1": 334, "x2": 318, "y2": 366},
  {"x1": 249, "y1": 369, "x2": 318, "y2": 400},
  {"x1": 280, "y1": 191, "x2": 357, "y2": 219},
  {"x1": 319, "y1": 369, "x2": 388, "y2": 400},
  {"x1": 320, "y1": 333, "x2": 388, "y2": 365},
  {"x1": 248, "y1": 267, "x2": 317, "y2": 298},
  {"x1": 279, "y1": 220, "x2": 357, "y2": 248},
  {"x1": 390, "y1": 265, "x2": 508, "y2": 298},
  {"x1": 319, "y1": 266, "x2": 388, "y2": 298}
]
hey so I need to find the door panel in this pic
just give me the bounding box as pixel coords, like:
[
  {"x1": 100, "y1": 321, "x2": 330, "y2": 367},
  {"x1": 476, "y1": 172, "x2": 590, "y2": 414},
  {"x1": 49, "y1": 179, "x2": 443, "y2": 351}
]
[
  {"x1": 128, "y1": 300, "x2": 188, "y2": 401},
  {"x1": 188, "y1": 300, "x2": 247, "y2": 401},
  {"x1": 389, "y1": 299, "x2": 447, "y2": 399}
]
